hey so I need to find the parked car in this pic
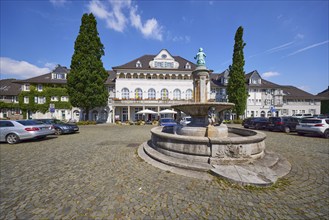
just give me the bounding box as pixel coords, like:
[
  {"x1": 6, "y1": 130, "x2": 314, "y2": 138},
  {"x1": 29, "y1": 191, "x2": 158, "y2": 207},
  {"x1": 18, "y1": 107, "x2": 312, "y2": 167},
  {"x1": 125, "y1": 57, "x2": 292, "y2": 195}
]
[
  {"x1": 296, "y1": 118, "x2": 329, "y2": 138},
  {"x1": 159, "y1": 118, "x2": 177, "y2": 127},
  {"x1": 180, "y1": 116, "x2": 192, "y2": 126},
  {"x1": 312, "y1": 114, "x2": 326, "y2": 119},
  {"x1": 293, "y1": 113, "x2": 313, "y2": 118},
  {"x1": 0, "y1": 120, "x2": 55, "y2": 144},
  {"x1": 267, "y1": 116, "x2": 300, "y2": 133},
  {"x1": 36, "y1": 119, "x2": 79, "y2": 135},
  {"x1": 242, "y1": 117, "x2": 269, "y2": 130}
]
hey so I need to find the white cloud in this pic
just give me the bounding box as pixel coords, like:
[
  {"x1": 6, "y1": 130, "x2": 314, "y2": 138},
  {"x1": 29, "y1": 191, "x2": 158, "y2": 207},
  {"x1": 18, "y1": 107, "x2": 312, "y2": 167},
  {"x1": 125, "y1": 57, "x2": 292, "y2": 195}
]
[
  {"x1": 88, "y1": 0, "x2": 163, "y2": 40},
  {"x1": 262, "y1": 71, "x2": 280, "y2": 78},
  {"x1": 88, "y1": 0, "x2": 128, "y2": 32},
  {"x1": 130, "y1": 6, "x2": 162, "y2": 40},
  {"x1": 0, "y1": 57, "x2": 52, "y2": 79},
  {"x1": 49, "y1": 0, "x2": 68, "y2": 7},
  {"x1": 172, "y1": 35, "x2": 191, "y2": 43}
]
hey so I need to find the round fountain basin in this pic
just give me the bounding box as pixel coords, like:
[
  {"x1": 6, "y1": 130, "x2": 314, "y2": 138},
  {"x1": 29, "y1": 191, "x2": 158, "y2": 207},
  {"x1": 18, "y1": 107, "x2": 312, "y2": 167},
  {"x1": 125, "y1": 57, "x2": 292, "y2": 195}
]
[
  {"x1": 150, "y1": 126, "x2": 266, "y2": 165},
  {"x1": 172, "y1": 102, "x2": 235, "y2": 117}
]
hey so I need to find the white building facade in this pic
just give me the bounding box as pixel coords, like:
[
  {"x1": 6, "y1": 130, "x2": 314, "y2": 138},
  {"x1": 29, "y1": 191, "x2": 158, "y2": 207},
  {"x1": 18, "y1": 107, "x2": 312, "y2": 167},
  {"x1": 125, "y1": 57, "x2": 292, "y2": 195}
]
[{"x1": 1, "y1": 49, "x2": 321, "y2": 122}]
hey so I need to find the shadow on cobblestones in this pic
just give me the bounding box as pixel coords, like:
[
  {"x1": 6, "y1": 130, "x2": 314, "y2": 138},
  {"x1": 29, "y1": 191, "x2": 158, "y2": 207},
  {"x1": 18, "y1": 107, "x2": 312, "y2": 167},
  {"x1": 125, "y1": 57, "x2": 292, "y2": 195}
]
[{"x1": 0, "y1": 125, "x2": 328, "y2": 219}]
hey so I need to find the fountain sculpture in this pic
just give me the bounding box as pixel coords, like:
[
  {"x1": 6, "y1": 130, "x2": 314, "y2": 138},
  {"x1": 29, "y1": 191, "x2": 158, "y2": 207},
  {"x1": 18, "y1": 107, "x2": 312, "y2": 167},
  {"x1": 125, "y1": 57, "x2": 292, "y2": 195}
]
[{"x1": 138, "y1": 49, "x2": 291, "y2": 186}]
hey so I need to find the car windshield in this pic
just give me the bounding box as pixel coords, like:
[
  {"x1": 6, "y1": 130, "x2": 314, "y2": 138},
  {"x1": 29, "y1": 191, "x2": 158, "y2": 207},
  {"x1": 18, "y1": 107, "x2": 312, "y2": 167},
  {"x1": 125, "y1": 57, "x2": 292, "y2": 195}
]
[
  {"x1": 17, "y1": 120, "x2": 42, "y2": 125},
  {"x1": 300, "y1": 119, "x2": 322, "y2": 124}
]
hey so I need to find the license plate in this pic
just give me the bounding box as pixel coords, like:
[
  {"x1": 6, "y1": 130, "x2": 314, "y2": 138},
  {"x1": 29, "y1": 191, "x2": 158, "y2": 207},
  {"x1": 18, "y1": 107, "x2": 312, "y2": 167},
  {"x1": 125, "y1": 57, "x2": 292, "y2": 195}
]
[{"x1": 302, "y1": 125, "x2": 310, "y2": 127}]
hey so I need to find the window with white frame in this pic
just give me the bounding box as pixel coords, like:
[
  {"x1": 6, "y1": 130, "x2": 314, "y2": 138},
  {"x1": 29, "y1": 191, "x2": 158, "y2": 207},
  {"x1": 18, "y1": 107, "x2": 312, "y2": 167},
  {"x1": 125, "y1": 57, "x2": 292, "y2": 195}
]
[
  {"x1": 37, "y1": 84, "x2": 43, "y2": 91},
  {"x1": 136, "y1": 60, "x2": 142, "y2": 68},
  {"x1": 121, "y1": 88, "x2": 129, "y2": 99},
  {"x1": 173, "y1": 89, "x2": 181, "y2": 100},
  {"x1": 134, "y1": 107, "x2": 143, "y2": 121},
  {"x1": 51, "y1": 96, "x2": 59, "y2": 101},
  {"x1": 148, "y1": 88, "x2": 156, "y2": 100},
  {"x1": 186, "y1": 89, "x2": 192, "y2": 100},
  {"x1": 61, "y1": 96, "x2": 68, "y2": 102},
  {"x1": 24, "y1": 96, "x2": 29, "y2": 104},
  {"x1": 24, "y1": 84, "x2": 30, "y2": 91},
  {"x1": 185, "y1": 62, "x2": 191, "y2": 69},
  {"x1": 134, "y1": 88, "x2": 143, "y2": 99},
  {"x1": 161, "y1": 89, "x2": 168, "y2": 100},
  {"x1": 36, "y1": 96, "x2": 46, "y2": 104}
]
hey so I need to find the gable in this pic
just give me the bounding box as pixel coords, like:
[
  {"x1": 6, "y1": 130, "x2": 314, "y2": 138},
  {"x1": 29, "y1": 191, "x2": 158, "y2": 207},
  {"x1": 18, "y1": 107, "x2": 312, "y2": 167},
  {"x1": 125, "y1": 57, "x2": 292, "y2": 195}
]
[{"x1": 149, "y1": 49, "x2": 180, "y2": 69}]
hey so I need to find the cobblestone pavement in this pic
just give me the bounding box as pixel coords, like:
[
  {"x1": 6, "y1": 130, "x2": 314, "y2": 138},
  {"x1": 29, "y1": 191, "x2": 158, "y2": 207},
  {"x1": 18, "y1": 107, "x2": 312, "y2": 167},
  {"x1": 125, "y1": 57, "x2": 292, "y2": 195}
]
[{"x1": 1, "y1": 124, "x2": 328, "y2": 219}]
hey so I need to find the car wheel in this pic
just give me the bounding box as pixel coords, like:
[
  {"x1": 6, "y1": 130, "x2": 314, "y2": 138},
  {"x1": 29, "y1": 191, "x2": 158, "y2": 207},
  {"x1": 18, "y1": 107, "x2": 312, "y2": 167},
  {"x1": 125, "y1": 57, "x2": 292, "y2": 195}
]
[
  {"x1": 284, "y1": 126, "x2": 291, "y2": 133},
  {"x1": 297, "y1": 132, "x2": 304, "y2": 136},
  {"x1": 323, "y1": 130, "x2": 329, "y2": 139},
  {"x1": 6, "y1": 133, "x2": 20, "y2": 144},
  {"x1": 55, "y1": 128, "x2": 63, "y2": 135}
]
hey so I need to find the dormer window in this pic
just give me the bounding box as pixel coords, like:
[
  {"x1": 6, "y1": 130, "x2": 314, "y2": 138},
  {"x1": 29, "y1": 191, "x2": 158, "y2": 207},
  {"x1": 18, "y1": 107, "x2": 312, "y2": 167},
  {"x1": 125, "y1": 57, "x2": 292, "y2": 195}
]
[
  {"x1": 24, "y1": 84, "x2": 30, "y2": 91},
  {"x1": 37, "y1": 84, "x2": 43, "y2": 92},
  {"x1": 136, "y1": 60, "x2": 142, "y2": 68},
  {"x1": 185, "y1": 62, "x2": 191, "y2": 69},
  {"x1": 52, "y1": 73, "x2": 66, "y2": 79}
]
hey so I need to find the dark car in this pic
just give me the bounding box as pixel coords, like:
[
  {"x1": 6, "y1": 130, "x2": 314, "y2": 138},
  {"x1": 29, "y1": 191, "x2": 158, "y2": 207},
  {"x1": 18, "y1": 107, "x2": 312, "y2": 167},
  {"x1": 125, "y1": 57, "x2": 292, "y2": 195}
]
[
  {"x1": 242, "y1": 117, "x2": 269, "y2": 130},
  {"x1": 36, "y1": 119, "x2": 79, "y2": 135},
  {"x1": 267, "y1": 116, "x2": 300, "y2": 133},
  {"x1": 159, "y1": 118, "x2": 177, "y2": 127}
]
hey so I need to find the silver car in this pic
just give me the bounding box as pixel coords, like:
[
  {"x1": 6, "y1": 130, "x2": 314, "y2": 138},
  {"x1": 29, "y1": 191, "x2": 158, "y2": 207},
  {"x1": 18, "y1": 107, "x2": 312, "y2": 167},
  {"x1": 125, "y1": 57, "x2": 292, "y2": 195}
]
[
  {"x1": 296, "y1": 118, "x2": 329, "y2": 138},
  {"x1": 0, "y1": 120, "x2": 55, "y2": 144}
]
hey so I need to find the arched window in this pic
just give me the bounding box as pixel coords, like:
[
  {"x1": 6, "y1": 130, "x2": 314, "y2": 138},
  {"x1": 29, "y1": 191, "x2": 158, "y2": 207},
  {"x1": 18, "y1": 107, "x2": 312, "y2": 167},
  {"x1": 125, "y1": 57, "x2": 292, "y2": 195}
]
[
  {"x1": 173, "y1": 89, "x2": 181, "y2": 100},
  {"x1": 161, "y1": 89, "x2": 168, "y2": 100},
  {"x1": 148, "y1": 88, "x2": 156, "y2": 100},
  {"x1": 121, "y1": 88, "x2": 129, "y2": 99},
  {"x1": 186, "y1": 89, "x2": 193, "y2": 100},
  {"x1": 261, "y1": 111, "x2": 266, "y2": 117},
  {"x1": 135, "y1": 88, "x2": 143, "y2": 99},
  {"x1": 136, "y1": 60, "x2": 142, "y2": 68}
]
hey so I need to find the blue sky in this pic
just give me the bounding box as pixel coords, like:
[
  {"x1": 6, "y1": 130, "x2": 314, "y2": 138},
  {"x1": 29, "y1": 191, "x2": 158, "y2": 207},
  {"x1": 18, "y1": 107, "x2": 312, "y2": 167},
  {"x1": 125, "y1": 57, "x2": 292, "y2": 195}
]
[{"x1": 1, "y1": 0, "x2": 328, "y2": 95}]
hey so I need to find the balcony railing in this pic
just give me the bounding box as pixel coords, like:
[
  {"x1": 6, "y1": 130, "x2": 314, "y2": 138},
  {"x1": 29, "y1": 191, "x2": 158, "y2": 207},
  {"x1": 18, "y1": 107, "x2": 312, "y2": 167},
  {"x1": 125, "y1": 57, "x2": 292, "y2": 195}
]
[{"x1": 112, "y1": 98, "x2": 193, "y2": 105}]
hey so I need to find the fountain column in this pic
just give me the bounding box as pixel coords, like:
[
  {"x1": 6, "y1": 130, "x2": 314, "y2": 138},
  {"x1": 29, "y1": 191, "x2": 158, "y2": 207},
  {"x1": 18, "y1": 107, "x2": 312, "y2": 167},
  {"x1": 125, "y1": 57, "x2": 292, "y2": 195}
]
[{"x1": 193, "y1": 66, "x2": 209, "y2": 103}]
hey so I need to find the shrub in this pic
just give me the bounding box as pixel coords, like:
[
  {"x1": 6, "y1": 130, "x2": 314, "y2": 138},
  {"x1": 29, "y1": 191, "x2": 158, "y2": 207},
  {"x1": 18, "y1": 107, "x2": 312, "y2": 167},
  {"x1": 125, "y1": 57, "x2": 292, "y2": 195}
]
[
  {"x1": 77, "y1": 120, "x2": 97, "y2": 125},
  {"x1": 232, "y1": 119, "x2": 243, "y2": 124},
  {"x1": 223, "y1": 120, "x2": 232, "y2": 124},
  {"x1": 136, "y1": 120, "x2": 145, "y2": 125}
]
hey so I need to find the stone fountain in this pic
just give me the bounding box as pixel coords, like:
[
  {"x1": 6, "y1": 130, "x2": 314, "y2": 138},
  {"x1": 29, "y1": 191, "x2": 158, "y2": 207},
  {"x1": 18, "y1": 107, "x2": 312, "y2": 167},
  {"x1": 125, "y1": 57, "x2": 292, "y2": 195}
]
[{"x1": 138, "y1": 48, "x2": 291, "y2": 186}]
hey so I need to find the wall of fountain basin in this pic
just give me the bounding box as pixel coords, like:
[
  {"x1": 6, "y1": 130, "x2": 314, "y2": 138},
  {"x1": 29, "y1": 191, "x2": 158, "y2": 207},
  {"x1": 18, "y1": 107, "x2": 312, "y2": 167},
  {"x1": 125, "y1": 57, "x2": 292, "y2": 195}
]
[{"x1": 150, "y1": 126, "x2": 266, "y2": 165}]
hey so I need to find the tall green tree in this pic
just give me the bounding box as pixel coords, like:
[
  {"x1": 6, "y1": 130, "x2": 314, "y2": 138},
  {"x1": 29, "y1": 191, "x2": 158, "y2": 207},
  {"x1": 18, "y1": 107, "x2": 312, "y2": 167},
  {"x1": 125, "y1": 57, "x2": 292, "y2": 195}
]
[
  {"x1": 227, "y1": 26, "x2": 248, "y2": 119},
  {"x1": 68, "y1": 13, "x2": 108, "y2": 121}
]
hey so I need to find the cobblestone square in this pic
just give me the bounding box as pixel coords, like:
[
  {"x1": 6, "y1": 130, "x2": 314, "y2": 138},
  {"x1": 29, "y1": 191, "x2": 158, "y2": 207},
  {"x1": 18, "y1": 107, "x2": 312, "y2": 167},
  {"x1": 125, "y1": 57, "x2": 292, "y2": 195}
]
[{"x1": 1, "y1": 125, "x2": 328, "y2": 219}]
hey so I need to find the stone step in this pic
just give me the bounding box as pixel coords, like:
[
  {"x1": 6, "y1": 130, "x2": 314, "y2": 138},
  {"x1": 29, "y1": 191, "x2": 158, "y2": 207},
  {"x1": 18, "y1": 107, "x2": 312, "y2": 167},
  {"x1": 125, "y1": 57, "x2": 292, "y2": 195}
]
[
  {"x1": 138, "y1": 143, "x2": 213, "y2": 181},
  {"x1": 253, "y1": 150, "x2": 280, "y2": 168},
  {"x1": 271, "y1": 156, "x2": 292, "y2": 178},
  {"x1": 143, "y1": 142, "x2": 212, "y2": 172},
  {"x1": 211, "y1": 164, "x2": 278, "y2": 186}
]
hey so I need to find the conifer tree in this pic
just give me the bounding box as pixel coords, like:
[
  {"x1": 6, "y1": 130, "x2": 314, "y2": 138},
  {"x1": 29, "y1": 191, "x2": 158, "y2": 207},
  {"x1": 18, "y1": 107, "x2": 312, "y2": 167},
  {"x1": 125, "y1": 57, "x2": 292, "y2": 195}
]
[
  {"x1": 67, "y1": 13, "x2": 108, "y2": 121},
  {"x1": 227, "y1": 26, "x2": 248, "y2": 119}
]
